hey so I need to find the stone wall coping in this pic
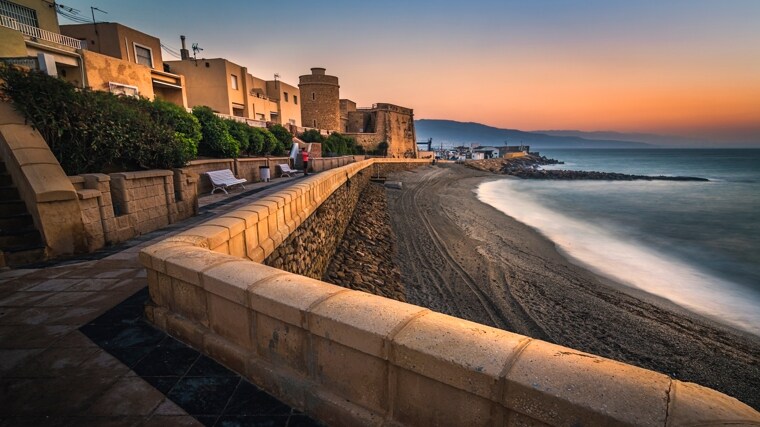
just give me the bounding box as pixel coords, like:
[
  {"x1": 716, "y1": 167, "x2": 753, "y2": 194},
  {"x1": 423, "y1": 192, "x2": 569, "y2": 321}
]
[
  {"x1": 236, "y1": 157, "x2": 290, "y2": 163},
  {"x1": 76, "y1": 189, "x2": 101, "y2": 200},
  {"x1": 110, "y1": 169, "x2": 173, "y2": 180},
  {"x1": 69, "y1": 176, "x2": 85, "y2": 185},
  {"x1": 79, "y1": 173, "x2": 111, "y2": 182},
  {"x1": 187, "y1": 159, "x2": 236, "y2": 166},
  {"x1": 139, "y1": 158, "x2": 759, "y2": 425}
]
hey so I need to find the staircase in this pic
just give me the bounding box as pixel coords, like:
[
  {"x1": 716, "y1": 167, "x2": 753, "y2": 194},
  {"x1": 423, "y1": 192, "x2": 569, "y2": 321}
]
[{"x1": 0, "y1": 159, "x2": 45, "y2": 267}]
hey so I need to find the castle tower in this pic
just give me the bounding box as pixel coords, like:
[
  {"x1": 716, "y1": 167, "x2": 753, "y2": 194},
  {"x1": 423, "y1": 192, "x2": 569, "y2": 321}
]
[{"x1": 298, "y1": 67, "x2": 340, "y2": 131}]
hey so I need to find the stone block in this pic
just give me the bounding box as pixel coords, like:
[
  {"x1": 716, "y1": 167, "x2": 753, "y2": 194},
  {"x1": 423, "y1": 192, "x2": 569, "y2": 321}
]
[
  {"x1": 12, "y1": 147, "x2": 59, "y2": 167},
  {"x1": 208, "y1": 293, "x2": 253, "y2": 350},
  {"x1": 666, "y1": 380, "x2": 760, "y2": 425},
  {"x1": 19, "y1": 163, "x2": 78, "y2": 202},
  {"x1": 305, "y1": 387, "x2": 384, "y2": 427},
  {"x1": 312, "y1": 336, "x2": 388, "y2": 414},
  {"x1": 255, "y1": 313, "x2": 309, "y2": 375},
  {"x1": 243, "y1": 228, "x2": 260, "y2": 261},
  {"x1": 310, "y1": 290, "x2": 426, "y2": 359},
  {"x1": 228, "y1": 232, "x2": 245, "y2": 258},
  {"x1": 203, "y1": 216, "x2": 246, "y2": 237},
  {"x1": 202, "y1": 260, "x2": 282, "y2": 306},
  {"x1": 392, "y1": 312, "x2": 527, "y2": 400},
  {"x1": 170, "y1": 278, "x2": 209, "y2": 325},
  {"x1": 503, "y1": 340, "x2": 670, "y2": 427},
  {"x1": 176, "y1": 225, "x2": 231, "y2": 250},
  {"x1": 248, "y1": 273, "x2": 346, "y2": 327},
  {"x1": 239, "y1": 203, "x2": 269, "y2": 221},
  {"x1": 164, "y1": 246, "x2": 236, "y2": 286},
  {"x1": 211, "y1": 241, "x2": 230, "y2": 255},
  {"x1": 166, "y1": 311, "x2": 204, "y2": 348},
  {"x1": 223, "y1": 209, "x2": 260, "y2": 230},
  {"x1": 203, "y1": 332, "x2": 247, "y2": 376}
]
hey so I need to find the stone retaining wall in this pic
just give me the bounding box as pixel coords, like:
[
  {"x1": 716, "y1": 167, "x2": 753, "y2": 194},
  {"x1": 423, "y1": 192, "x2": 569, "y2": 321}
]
[{"x1": 139, "y1": 158, "x2": 760, "y2": 426}]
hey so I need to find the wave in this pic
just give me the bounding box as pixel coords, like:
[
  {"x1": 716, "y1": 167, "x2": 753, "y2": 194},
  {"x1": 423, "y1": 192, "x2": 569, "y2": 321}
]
[{"x1": 477, "y1": 179, "x2": 760, "y2": 336}]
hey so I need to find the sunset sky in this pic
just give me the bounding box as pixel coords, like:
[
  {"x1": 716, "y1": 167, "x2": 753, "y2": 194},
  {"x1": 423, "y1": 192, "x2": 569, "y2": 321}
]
[{"x1": 58, "y1": 0, "x2": 760, "y2": 143}]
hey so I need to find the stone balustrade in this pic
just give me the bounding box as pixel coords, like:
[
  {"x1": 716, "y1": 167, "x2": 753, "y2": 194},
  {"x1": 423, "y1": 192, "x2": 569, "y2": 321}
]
[{"x1": 139, "y1": 158, "x2": 759, "y2": 426}]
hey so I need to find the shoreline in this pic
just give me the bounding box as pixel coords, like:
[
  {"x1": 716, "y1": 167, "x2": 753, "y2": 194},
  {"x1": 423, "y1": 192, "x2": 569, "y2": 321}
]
[{"x1": 386, "y1": 163, "x2": 760, "y2": 410}]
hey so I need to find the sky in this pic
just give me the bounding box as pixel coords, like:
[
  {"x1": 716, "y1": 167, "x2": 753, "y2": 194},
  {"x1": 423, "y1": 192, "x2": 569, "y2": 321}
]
[{"x1": 55, "y1": 0, "x2": 760, "y2": 144}]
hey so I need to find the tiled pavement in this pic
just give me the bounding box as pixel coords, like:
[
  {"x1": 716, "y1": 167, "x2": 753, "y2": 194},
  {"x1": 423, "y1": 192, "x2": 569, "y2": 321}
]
[{"x1": 0, "y1": 176, "x2": 322, "y2": 426}]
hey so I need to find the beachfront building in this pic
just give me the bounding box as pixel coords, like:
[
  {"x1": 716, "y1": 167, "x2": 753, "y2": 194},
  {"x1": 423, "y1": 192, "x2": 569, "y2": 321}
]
[
  {"x1": 166, "y1": 57, "x2": 301, "y2": 127},
  {"x1": 299, "y1": 67, "x2": 418, "y2": 157},
  {"x1": 60, "y1": 22, "x2": 187, "y2": 107},
  {"x1": 0, "y1": 0, "x2": 86, "y2": 86}
]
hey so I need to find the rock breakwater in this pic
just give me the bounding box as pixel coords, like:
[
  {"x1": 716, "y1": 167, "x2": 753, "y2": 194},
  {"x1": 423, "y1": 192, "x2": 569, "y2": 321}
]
[
  {"x1": 468, "y1": 155, "x2": 708, "y2": 181},
  {"x1": 324, "y1": 182, "x2": 406, "y2": 301}
]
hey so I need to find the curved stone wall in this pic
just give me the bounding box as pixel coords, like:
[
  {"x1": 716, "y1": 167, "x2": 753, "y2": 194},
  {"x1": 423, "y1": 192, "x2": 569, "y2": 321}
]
[{"x1": 139, "y1": 158, "x2": 760, "y2": 426}]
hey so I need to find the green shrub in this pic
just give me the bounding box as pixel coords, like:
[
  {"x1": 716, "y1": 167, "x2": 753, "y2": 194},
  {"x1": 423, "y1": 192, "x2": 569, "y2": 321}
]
[
  {"x1": 224, "y1": 119, "x2": 252, "y2": 154},
  {"x1": 299, "y1": 129, "x2": 325, "y2": 143},
  {"x1": 0, "y1": 65, "x2": 191, "y2": 174},
  {"x1": 192, "y1": 106, "x2": 239, "y2": 158},
  {"x1": 149, "y1": 98, "x2": 200, "y2": 160},
  {"x1": 322, "y1": 132, "x2": 363, "y2": 156}
]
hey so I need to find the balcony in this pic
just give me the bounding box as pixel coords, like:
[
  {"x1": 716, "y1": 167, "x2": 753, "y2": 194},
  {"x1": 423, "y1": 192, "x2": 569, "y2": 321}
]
[{"x1": 0, "y1": 14, "x2": 84, "y2": 50}]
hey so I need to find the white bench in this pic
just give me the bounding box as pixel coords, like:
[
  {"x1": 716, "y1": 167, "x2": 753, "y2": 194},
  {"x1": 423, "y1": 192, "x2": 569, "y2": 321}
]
[
  {"x1": 277, "y1": 163, "x2": 301, "y2": 177},
  {"x1": 206, "y1": 169, "x2": 247, "y2": 194}
]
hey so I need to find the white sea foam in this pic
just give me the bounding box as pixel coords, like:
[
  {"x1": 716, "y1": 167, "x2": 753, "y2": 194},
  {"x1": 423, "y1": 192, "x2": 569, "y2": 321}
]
[{"x1": 477, "y1": 179, "x2": 760, "y2": 336}]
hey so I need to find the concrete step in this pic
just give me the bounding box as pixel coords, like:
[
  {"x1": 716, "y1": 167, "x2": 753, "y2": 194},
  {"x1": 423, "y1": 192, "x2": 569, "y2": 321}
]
[
  {"x1": 0, "y1": 174, "x2": 11, "y2": 187},
  {"x1": 0, "y1": 213, "x2": 34, "y2": 229},
  {"x1": 0, "y1": 200, "x2": 27, "y2": 216},
  {"x1": 0, "y1": 160, "x2": 6, "y2": 174},
  {"x1": 2, "y1": 244, "x2": 46, "y2": 267},
  {"x1": 0, "y1": 227, "x2": 42, "y2": 247},
  {"x1": 0, "y1": 185, "x2": 20, "y2": 200}
]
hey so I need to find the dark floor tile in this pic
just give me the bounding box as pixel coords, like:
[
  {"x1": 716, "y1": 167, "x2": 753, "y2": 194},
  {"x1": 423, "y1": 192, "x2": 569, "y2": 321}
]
[
  {"x1": 142, "y1": 376, "x2": 181, "y2": 394},
  {"x1": 286, "y1": 415, "x2": 324, "y2": 427},
  {"x1": 187, "y1": 355, "x2": 237, "y2": 377},
  {"x1": 86, "y1": 306, "x2": 143, "y2": 326},
  {"x1": 106, "y1": 346, "x2": 154, "y2": 368},
  {"x1": 168, "y1": 376, "x2": 240, "y2": 416},
  {"x1": 195, "y1": 415, "x2": 218, "y2": 427},
  {"x1": 132, "y1": 345, "x2": 199, "y2": 377},
  {"x1": 223, "y1": 382, "x2": 291, "y2": 416},
  {"x1": 119, "y1": 288, "x2": 149, "y2": 307},
  {"x1": 216, "y1": 415, "x2": 288, "y2": 427},
  {"x1": 81, "y1": 323, "x2": 165, "y2": 349}
]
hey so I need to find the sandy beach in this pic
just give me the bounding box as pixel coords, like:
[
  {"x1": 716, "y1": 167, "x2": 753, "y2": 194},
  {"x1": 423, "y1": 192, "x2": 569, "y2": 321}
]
[{"x1": 385, "y1": 163, "x2": 760, "y2": 410}]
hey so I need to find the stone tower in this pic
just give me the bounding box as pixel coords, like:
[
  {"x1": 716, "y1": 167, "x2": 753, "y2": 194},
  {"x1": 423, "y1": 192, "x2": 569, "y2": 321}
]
[{"x1": 298, "y1": 67, "x2": 340, "y2": 131}]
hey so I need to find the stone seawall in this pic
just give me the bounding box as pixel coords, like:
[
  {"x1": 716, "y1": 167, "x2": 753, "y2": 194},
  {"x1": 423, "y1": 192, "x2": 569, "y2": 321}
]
[
  {"x1": 139, "y1": 159, "x2": 760, "y2": 426},
  {"x1": 264, "y1": 168, "x2": 370, "y2": 278}
]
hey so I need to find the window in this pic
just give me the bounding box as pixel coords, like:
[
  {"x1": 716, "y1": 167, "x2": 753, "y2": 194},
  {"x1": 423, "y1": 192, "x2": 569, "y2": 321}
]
[
  {"x1": 313, "y1": 119, "x2": 316, "y2": 127},
  {"x1": 108, "y1": 82, "x2": 139, "y2": 97},
  {"x1": 293, "y1": 95, "x2": 298, "y2": 105},
  {"x1": 289, "y1": 119, "x2": 296, "y2": 125},
  {"x1": 230, "y1": 74, "x2": 238, "y2": 90},
  {"x1": 133, "y1": 44, "x2": 153, "y2": 68},
  {"x1": 312, "y1": 92, "x2": 315, "y2": 100},
  {"x1": 284, "y1": 92, "x2": 289, "y2": 102},
  {"x1": 0, "y1": 0, "x2": 38, "y2": 27}
]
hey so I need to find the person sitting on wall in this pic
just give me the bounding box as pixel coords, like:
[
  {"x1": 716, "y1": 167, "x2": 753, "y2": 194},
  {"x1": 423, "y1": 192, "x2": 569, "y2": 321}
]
[{"x1": 301, "y1": 147, "x2": 310, "y2": 176}]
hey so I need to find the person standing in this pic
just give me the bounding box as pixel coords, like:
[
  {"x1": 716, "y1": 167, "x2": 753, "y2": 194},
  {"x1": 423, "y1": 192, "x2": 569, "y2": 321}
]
[{"x1": 301, "y1": 147, "x2": 310, "y2": 176}]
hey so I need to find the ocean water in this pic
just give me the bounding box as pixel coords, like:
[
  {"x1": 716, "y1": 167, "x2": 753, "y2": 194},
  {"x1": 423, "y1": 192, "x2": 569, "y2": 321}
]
[{"x1": 476, "y1": 149, "x2": 760, "y2": 336}]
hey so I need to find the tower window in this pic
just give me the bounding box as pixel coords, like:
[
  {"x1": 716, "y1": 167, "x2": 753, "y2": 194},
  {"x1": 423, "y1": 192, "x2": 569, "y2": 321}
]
[
  {"x1": 284, "y1": 92, "x2": 289, "y2": 102},
  {"x1": 312, "y1": 92, "x2": 315, "y2": 100},
  {"x1": 313, "y1": 119, "x2": 317, "y2": 127},
  {"x1": 294, "y1": 95, "x2": 298, "y2": 105}
]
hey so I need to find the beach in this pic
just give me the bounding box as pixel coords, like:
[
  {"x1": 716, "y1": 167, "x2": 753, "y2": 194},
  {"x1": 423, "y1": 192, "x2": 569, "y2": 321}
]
[{"x1": 385, "y1": 163, "x2": 760, "y2": 410}]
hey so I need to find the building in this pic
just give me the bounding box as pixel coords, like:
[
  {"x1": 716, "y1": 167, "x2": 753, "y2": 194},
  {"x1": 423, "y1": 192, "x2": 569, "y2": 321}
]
[
  {"x1": 343, "y1": 103, "x2": 417, "y2": 158},
  {"x1": 0, "y1": 0, "x2": 86, "y2": 86},
  {"x1": 60, "y1": 23, "x2": 186, "y2": 107},
  {"x1": 299, "y1": 67, "x2": 340, "y2": 131},
  {"x1": 166, "y1": 57, "x2": 301, "y2": 126},
  {"x1": 298, "y1": 67, "x2": 417, "y2": 157}
]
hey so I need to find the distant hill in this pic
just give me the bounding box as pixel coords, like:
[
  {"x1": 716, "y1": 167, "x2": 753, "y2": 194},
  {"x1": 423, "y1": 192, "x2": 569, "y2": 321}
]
[
  {"x1": 534, "y1": 130, "x2": 703, "y2": 147},
  {"x1": 414, "y1": 119, "x2": 652, "y2": 149}
]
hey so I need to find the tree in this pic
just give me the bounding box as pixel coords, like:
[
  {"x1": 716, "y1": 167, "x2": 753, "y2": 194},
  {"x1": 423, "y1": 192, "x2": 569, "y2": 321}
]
[{"x1": 299, "y1": 129, "x2": 325, "y2": 143}]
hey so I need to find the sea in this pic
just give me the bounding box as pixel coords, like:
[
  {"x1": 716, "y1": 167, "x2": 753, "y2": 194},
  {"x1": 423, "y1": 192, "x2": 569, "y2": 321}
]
[{"x1": 476, "y1": 149, "x2": 760, "y2": 336}]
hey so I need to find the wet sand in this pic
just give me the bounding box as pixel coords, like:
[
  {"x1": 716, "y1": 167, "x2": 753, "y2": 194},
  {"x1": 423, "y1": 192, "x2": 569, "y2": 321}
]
[{"x1": 386, "y1": 163, "x2": 760, "y2": 410}]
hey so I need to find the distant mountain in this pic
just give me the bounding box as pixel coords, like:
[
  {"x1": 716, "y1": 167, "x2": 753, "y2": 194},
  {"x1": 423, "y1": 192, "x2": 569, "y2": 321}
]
[
  {"x1": 414, "y1": 119, "x2": 652, "y2": 149},
  {"x1": 534, "y1": 130, "x2": 703, "y2": 147}
]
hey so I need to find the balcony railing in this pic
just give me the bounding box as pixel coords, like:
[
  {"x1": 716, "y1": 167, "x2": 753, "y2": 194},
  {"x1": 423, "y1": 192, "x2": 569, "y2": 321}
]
[{"x1": 0, "y1": 14, "x2": 84, "y2": 49}]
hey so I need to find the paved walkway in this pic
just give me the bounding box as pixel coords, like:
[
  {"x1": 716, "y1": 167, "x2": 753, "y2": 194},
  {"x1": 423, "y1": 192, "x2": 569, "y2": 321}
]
[{"x1": 0, "y1": 175, "x2": 320, "y2": 426}]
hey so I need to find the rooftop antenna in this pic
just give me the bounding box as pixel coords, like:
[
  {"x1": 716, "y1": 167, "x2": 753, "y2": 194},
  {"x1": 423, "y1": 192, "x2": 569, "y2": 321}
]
[
  {"x1": 191, "y1": 43, "x2": 203, "y2": 61},
  {"x1": 90, "y1": 6, "x2": 106, "y2": 52}
]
